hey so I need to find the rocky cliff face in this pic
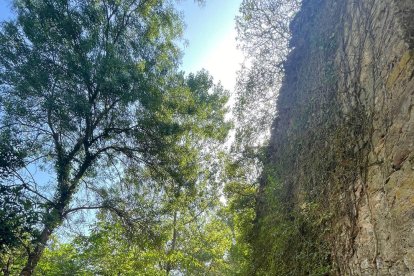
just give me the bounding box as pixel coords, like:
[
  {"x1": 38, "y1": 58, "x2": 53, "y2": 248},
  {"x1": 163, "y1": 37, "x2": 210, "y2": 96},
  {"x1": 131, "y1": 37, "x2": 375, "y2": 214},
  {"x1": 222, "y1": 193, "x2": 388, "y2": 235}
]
[{"x1": 258, "y1": 0, "x2": 414, "y2": 274}]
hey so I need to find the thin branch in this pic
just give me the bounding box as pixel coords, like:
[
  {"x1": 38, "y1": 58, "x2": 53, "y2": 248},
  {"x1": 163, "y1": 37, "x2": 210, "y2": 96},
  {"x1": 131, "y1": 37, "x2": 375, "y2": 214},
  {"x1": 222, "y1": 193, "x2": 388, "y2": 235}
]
[
  {"x1": 11, "y1": 168, "x2": 54, "y2": 205},
  {"x1": 63, "y1": 205, "x2": 107, "y2": 216}
]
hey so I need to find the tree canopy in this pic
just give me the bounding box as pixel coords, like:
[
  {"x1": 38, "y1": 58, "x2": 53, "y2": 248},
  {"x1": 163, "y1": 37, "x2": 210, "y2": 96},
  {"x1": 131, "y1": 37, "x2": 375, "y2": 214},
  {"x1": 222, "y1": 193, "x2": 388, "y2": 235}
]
[
  {"x1": 234, "y1": 0, "x2": 301, "y2": 153},
  {"x1": 0, "y1": 0, "x2": 230, "y2": 274}
]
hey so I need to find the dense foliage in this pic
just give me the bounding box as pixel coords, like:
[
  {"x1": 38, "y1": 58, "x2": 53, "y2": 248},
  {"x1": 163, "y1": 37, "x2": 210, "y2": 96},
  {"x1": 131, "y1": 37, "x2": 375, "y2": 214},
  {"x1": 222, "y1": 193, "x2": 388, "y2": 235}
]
[{"x1": 0, "y1": 0, "x2": 231, "y2": 274}]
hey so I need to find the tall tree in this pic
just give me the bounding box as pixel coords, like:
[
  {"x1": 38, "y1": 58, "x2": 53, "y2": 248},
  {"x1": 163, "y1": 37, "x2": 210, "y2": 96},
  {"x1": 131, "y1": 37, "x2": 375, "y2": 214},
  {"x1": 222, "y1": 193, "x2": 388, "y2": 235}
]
[
  {"x1": 234, "y1": 0, "x2": 301, "y2": 153},
  {"x1": 226, "y1": 0, "x2": 302, "y2": 273},
  {"x1": 33, "y1": 71, "x2": 232, "y2": 276},
  {"x1": 78, "y1": 71, "x2": 231, "y2": 275},
  {"x1": 0, "y1": 1, "x2": 226, "y2": 274}
]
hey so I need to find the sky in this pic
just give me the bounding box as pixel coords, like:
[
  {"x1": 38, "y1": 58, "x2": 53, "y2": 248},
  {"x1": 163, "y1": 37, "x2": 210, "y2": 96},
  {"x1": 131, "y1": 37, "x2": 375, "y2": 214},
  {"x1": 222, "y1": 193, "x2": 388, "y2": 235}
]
[
  {"x1": 0, "y1": 0, "x2": 12, "y2": 20},
  {"x1": 0, "y1": 0, "x2": 244, "y2": 91},
  {"x1": 176, "y1": 0, "x2": 243, "y2": 91}
]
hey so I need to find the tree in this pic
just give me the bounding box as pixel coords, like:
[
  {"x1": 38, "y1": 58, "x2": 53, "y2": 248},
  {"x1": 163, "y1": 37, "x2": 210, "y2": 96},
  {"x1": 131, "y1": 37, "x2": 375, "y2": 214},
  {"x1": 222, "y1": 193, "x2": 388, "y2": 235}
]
[
  {"x1": 31, "y1": 70, "x2": 233, "y2": 275},
  {"x1": 228, "y1": 0, "x2": 302, "y2": 222},
  {"x1": 0, "y1": 1, "x2": 228, "y2": 274},
  {"x1": 222, "y1": 159, "x2": 257, "y2": 275},
  {"x1": 0, "y1": 134, "x2": 40, "y2": 276},
  {"x1": 34, "y1": 237, "x2": 87, "y2": 276},
  {"x1": 69, "y1": 71, "x2": 232, "y2": 276},
  {"x1": 234, "y1": 0, "x2": 301, "y2": 153},
  {"x1": 0, "y1": 135, "x2": 29, "y2": 250},
  {"x1": 226, "y1": 0, "x2": 302, "y2": 273}
]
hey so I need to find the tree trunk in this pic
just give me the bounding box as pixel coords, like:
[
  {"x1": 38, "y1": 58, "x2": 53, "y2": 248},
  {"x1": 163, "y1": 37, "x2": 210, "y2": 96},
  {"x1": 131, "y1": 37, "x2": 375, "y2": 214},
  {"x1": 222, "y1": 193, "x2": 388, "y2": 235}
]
[
  {"x1": 19, "y1": 149, "x2": 91, "y2": 274},
  {"x1": 165, "y1": 211, "x2": 178, "y2": 275},
  {"x1": 20, "y1": 224, "x2": 53, "y2": 275},
  {"x1": 2, "y1": 257, "x2": 11, "y2": 276}
]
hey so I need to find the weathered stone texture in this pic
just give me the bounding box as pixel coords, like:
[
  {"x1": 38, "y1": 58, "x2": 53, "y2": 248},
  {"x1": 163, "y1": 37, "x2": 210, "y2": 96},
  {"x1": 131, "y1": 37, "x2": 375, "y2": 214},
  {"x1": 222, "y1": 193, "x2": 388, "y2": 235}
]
[
  {"x1": 337, "y1": 0, "x2": 414, "y2": 274},
  {"x1": 267, "y1": 0, "x2": 414, "y2": 274}
]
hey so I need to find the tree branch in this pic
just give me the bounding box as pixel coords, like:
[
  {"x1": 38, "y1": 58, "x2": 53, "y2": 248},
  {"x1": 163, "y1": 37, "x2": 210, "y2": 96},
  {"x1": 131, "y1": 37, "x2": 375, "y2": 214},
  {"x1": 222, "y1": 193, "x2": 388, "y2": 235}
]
[{"x1": 63, "y1": 205, "x2": 107, "y2": 216}]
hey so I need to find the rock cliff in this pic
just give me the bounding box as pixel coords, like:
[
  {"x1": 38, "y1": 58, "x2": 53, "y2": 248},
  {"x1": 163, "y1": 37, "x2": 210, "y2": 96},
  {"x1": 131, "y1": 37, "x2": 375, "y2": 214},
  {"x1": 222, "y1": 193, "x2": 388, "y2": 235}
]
[{"x1": 255, "y1": 0, "x2": 414, "y2": 274}]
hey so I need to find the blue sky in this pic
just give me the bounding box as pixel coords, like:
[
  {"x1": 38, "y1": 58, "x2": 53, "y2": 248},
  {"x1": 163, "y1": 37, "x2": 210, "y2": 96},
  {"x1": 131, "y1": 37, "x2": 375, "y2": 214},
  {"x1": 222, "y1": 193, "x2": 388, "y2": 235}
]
[
  {"x1": 0, "y1": 0, "x2": 243, "y2": 90},
  {"x1": 176, "y1": 0, "x2": 243, "y2": 90},
  {"x1": 0, "y1": 0, "x2": 13, "y2": 21}
]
